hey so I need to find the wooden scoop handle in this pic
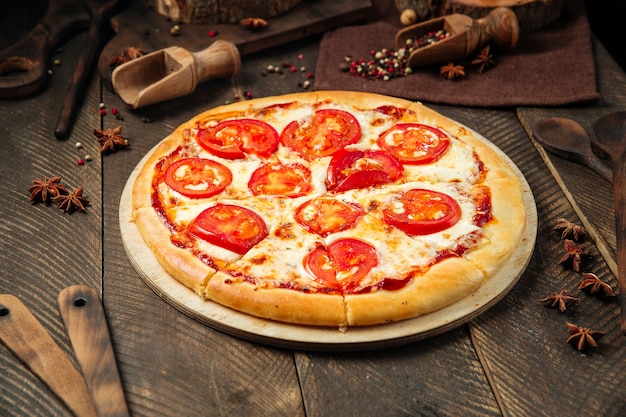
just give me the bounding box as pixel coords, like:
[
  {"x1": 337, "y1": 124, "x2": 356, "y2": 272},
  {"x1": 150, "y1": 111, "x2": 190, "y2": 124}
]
[
  {"x1": 58, "y1": 285, "x2": 130, "y2": 417},
  {"x1": 193, "y1": 40, "x2": 241, "y2": 81},
  {"x1": 0, "y1": 294, "x2": 97, "y2": 417},
  {"x1": 467, "y1": 7, "x2": 519, "y2": 54}
]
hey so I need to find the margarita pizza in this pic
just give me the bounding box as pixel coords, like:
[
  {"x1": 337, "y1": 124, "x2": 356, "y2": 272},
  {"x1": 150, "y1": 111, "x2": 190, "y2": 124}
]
[{"x1": 131, "y1": 91, "x2": 526, "y2": 327}]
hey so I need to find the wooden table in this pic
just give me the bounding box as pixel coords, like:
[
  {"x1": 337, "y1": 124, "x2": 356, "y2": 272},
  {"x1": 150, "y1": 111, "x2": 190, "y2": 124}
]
[{"x1": 2, "y1": 6, "x2": 626, "y2": 416}]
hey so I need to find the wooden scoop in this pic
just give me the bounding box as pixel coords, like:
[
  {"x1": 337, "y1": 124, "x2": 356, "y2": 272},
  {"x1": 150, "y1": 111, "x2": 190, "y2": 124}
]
[
  {"x1": 591, "y1": 111, "x2": 626, "y2": 335},
  {"x1": 396, "y1": 7, "x2": 519, "y2": 68},
  {"x1": 112, "y1": 40, "x2": 241, "y2": 109},
  {"x1": 533, "y1": 117, "x2": 613, "y2": 183}
]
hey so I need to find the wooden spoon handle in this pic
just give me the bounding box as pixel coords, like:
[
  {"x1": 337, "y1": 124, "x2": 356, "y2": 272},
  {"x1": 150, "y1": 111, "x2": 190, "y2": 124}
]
[
  {"x1": 0, "y1": 294, "x2": 97, "y2": 417},
  {"x1": 611, "y1": 156, "x2": 626, "y2": 334},
  {"x1": 468, "y1": 7, "x2": 519, "y2": 54},
  {"x1": 58, "y1": 285, "x2": 130, "y2": 417}
]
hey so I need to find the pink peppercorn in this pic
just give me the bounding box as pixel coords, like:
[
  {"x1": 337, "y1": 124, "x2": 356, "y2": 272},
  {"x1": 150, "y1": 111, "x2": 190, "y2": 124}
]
[
  {"x1": 99, "y1": 109, "x2": 106, "y2": 116},
  {"x1": 77, "y1": 159, "x2": 85, "y2": 165}
]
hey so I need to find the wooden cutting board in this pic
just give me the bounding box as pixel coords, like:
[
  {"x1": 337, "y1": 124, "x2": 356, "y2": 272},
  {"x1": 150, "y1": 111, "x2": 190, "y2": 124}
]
[{"x1": 98, "y1": 0, "x2": 372, "y2": 89}]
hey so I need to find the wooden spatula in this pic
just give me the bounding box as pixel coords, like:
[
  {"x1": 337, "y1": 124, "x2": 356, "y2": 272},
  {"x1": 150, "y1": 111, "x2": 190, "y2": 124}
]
[
  {"x1": 58, "y1": 285, "x2": 130, "y2": 417},
  {"x1": 0, "y1": 294, "x2": 98, "y2": 417},
  {"x1": 591, "y1": 111, "x2": 626, "y2": 334}
]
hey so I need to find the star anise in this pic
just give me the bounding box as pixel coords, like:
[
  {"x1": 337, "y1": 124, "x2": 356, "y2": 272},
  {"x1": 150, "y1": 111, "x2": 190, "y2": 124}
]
[
  {"x1": 240, "y1": 17, "x2": 268, "y2": 30},
  {"x1": 553, "y1": 218, "x2": 587, "y2": 241},
  {"x1": 53, "y1": 187, "x2": 89, "y2": 213},
  {"x1": 440, "y1": 62, "x2": 465, "y2": 80},
  {"x1": 558, "y1": 239, "x2": 592, "y2": 272},
  {"x1": 578, "y1": 272, "x2": 616, "y2": 298},
  {"x1": 540, "y1": 290, "x2": 580, "y2": 312},
  {"x1": 471, "y1": 45, "x2": 495, "y2": 74},
  {"x1": 27, "y1": 176, "x2": 68, "y2": 203},
  {"x1": 109, "y1": 47, "x2": 146, "y2": 68},
  {"x1": 566, "y1": 322, "x2": 605, "y2": 351},
  {"x1": 93, "y1": 126, "x2": 129, "y2": 154}
]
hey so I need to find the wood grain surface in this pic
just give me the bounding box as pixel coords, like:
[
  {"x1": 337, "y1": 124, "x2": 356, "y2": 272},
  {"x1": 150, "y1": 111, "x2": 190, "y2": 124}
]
[{"x1": 3, "y1": 6, "x2": 626, "y2": 415}]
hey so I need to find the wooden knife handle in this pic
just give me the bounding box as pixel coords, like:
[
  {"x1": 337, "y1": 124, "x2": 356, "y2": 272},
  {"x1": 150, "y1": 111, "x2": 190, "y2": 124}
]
[
  {"x1": 58, "y1": 285, "x2": 130, "y2": 417},
  {"x1": 0, "y1": 294, "x2": 97, "y2": 417}
]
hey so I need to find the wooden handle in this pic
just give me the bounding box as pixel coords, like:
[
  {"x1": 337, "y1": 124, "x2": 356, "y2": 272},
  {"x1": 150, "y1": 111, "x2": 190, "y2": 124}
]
[
  {"x1": 0, "y1": 294, "x2": 98, "y2": 417},
  {"x1": 193, "y1": 40, "x2": 241, "y2": 82},
  {"x1": 468, "y1": 7, "x2": 519, "y2": 54},
  {"x1": 58, "y1": 285, "x2": 130, "y2": 417},
  {"x1": 611, "y1": 155, "x2": 626, "y2": 334},
  {"x1": 0, "y1": 0, "x2": 89, "y2": 98}
]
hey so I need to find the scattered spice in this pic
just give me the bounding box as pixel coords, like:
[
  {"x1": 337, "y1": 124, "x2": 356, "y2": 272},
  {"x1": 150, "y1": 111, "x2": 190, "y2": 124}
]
[
  {"x1": 471, "y1": 45, "x2": 496, "y2": 74},
  {"x1": 93, "y1": 126, "x2": 129, "y2": 154},
  {"x1": 208, "y1": 30, "x2": 218, "y2": 37},
  {"x1": 440, "y1": 62, "x2": 465, "y2": 80},
  {"x1": 170, "y1": 24, "x2": 181, "y2": 36},
  {"x1": 77, "y1": 159, "x2": 85, "y2": 166},
  {"x1": 553, "y1": 218, "x2": 587, "y2": 241},
  {"x1": 540, "y1": 290, "x2": 580, "y2": 312},
  {"x1": 27, "y1": 176, "x2": 68, "y2": 204},
  {"x1": 53, "y1": 187, "x2": 89, "y2": 213},
  {"x1": 240, "y1": 17, "x2": 268, "y2": 30},
  {"x1": 558, "y1": 239, "x2": 592, "y2": 272},
  {"x1": 109, "y1": 47, "x2": 146, "y2": 68},
  {"x1": 344, "y1": 30, "x2": 450, "y2": 81},
  {"x1": 578, "y1": 272, "x2": 616, "y2": 298},
  {"x1": 565, "y1": 322, "x2": 605, "y2": 351}
]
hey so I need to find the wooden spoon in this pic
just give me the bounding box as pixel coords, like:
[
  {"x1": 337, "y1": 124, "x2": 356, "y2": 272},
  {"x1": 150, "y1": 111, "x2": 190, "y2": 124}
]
[
  {"x1": 591, "y1": 111, "x2": 626, "y2": 335},
  {"x1": 533, "y1": 117, "x2": 612, "y2": 183},
  {"x1": 112, "y1": 40, "x2": 241, "y2": 109},
  {"x1": 395, "y1": 7, "x2": 519, "y2": 68}
]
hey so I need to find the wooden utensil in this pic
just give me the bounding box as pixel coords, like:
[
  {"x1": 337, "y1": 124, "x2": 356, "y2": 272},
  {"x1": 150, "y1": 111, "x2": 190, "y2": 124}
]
[
  {"x1": 54, "y1": 0, "x2": 125, "y2": 139},
  {"x1": 0, "y1": 294, "x2": 97, "y2": 417},
  {"x1": 111, "y1": 40, "x2": 241, "y2": 109},
  {"x1": 58, "y1": 285, "x2": 129, "y2": 417},
  {"x1": 533, "y1": 117, "x2": 613, "y2": 183},
  {"x1": 396, "y1": 7, "x2": 519, "y2": 68},
  {"x1": 0, "y1": 0, "x2": 89, "y2": 98},
  {"x1": 591, "y1": 111, "x2": 626, "y2": 335}
]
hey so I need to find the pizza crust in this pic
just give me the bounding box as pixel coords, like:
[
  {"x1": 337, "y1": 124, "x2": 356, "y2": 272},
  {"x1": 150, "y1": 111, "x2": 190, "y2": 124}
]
[
  {"x1": 345, "y1": 256, "x2": 486, "y2": 326},
  {"x1": 133, "y1": 207, "x2": 217, "y2": 295},
  {"x1": 206, "y1": 272, "x2": 347, "y2": 327}
]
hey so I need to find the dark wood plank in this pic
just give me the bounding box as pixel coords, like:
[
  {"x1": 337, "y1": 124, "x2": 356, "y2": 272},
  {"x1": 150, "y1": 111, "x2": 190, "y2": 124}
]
[
  {"x1": 296, "y1": 327, "x2": 501, "y2": 417},
  {"x1": 0, "y1": 31, "x2": 103, "y2": 417}
]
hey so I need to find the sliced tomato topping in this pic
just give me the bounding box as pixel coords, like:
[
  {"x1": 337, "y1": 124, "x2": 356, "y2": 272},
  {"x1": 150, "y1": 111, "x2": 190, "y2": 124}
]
[
  {"x1": 382, "y1": 188, "x2": 461, "y2": 235},
  {"x1": 327, "y1": 149, "x2": 403, "y2": 191},
  {"x1": 280, "y1": 109, "x2": 361, "y2": 160},
  {"x1": 304, "y1": 239, "x2": 378, "y2": 291},
  {"x1": 164, "y1": 158, "x2": 232, "y2": 198},
  {"x1": 377, "y1": 123, "x2": 450, "y2": 164},
  {"x1": 196, "y1": 119, "x2": 280, "y2": 159},
  {"x1": 295, "y1": 197, "x2": 365, "y2": 237},
  {"x1": 248, "y1": 162, "x2": 312, "y2": 198},
  {"x1": 188, "y1": 204, "x2": 268, "y2": 254}
]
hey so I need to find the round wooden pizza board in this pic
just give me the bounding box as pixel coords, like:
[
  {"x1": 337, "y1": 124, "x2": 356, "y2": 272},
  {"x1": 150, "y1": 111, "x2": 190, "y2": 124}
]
[{"x1": 119, "y1": 122, "x2": 537, "y2": 352}]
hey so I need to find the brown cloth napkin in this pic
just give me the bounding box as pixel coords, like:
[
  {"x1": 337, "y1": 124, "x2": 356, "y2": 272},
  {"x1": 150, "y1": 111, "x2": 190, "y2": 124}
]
[{"x1": 314, "y1": 0, "x2": 600, "y2": 107}]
